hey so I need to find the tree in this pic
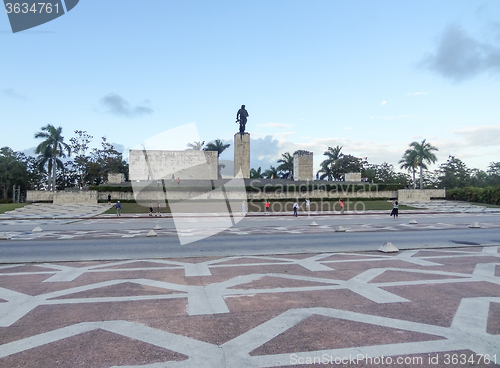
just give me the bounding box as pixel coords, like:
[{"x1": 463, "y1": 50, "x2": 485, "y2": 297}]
[
  {"x1": 318, "y1": 146, "x2": 343, "y2": 181},
  {"x1": 203, "y1": 139, "x2": 230, "y2": 156},
  {"x1": 186, "y1": 141, "x2": 205, "y2": 150},
  {"x1": 436, "y1": 156, "x2": 471, "y2": 189},
  {"x1": 487, "y1": 162, "x2": 500, "y2": 186},
  {"x1": 250, "y1": 167, "x2": 263, "y2": 178},
  {"x1": 263, "y1": 165, "x2": 279, "y2": 179},
  {"x1": 87, "y1": 137, "x2": 128, "y2": 185},
  {"x1": 333, "y1": 154, "x2": 365, "y2": 179},
  {"x1": 0, "y1": 147, "x2": 28, "y2": 200},
  {"x1": 277, "y1": 152, "x2": 294, "y2": 178},
  {"x1": 317, "y1": 160, "x2": 335, "y2": 181},
  {"x1": 69, "y1": 130, "x2": 93, "y2": 187},
  {"x1": 407, "y1": 139, "x2": 438, "y2": 189},
  {"x1": 34, "y1": 125, "x2": 71, "y2": 191},
  {"x1": 399, "y1": 148, "x2": 418, "y2": 189}
]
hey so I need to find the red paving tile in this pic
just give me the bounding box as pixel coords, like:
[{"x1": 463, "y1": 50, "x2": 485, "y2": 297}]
[
  {"x1": 0, "y1": 329, "x2": 187, "y2": 368},
  {"x1": 228, "y1": 276, "x2": 338, "y2": 290},
  {"x1": 50, "y1": 282, "x2": 181, "y2": 299},
  {"x1": 250, "y1": 314, "x2": 445, "y2": 355}
]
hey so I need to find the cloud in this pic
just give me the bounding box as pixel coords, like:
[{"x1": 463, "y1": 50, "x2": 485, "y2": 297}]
[
  {"x1": 372, "y1": 115, "x2": 414, "y2": 121},
  {"x1": 381, "y1": 101, "x2": 387, "y2": 106},
  {"x1": 256, "y1": 122, "x2": 291, "y2": 129},
  {"x1": 2, "y1": 88, "x2": 27, "y2": 100},
  {"x1": 452, "y1": 125, "x2": 500, "y2": 147},
  {"x1": 100, "y1": 93, "x2": 153, "y2": 117},
  {"x1": 420, "y1": 24, "x2": 500, "y2": 82},
  {"x1": 407, "y1": 92, "x2": 429, "y2": 96}
]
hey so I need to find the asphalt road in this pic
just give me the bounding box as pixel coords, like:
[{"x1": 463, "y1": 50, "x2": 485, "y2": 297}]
[{"x1": 1, "y1": 227, "x2": 499, "y2": 263}]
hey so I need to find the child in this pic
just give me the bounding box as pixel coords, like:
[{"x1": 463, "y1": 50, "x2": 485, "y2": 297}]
[{"x1": 390, "y1": 200, "x2": 399, "y2": 219}]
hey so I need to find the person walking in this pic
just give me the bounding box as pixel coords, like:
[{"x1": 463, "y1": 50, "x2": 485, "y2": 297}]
[
  {"x1": 390, "y1": 200, "x2": 399, "y2": 219},
  {"x1": 242, "y1": 200, "x2": 246, "y2": 215},
  {"x1": 305, "y1": 198, "x2": 311, "y2": 214},
  {"x1": 107, "y1": 194, "x2": 111, "y2": 204},
  {"x1": 265, "y1": 200, "x2": 270, "y2": 215},
  {"x1": 156, "y1": 201, "x2": 161, "y2": 217},
  {"x1": 293, "y1": 201, "x2": 299, "y2": 217},
  {"x1": 339, "y1": 199, "x2": 344, "y2": 214},
  {"x1": 149, "y1": 202, "x2": 154, "y2": 217},
  {"x1": 116, "y1": 201, "x2": 122, "y2": 217}
]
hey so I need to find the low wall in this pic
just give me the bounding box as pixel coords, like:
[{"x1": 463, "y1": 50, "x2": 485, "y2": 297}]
[
  {"x1": 27, "y1": 190, "x2": 98, "y2": 204},
  {"x1": 27, "y1": 191, "x2": 54, "y2": 202},
  {"x1": 397, "y1": 189, "x2": 446, "y2": 202},
  {"x1": 53, "y1": 191, "x2": 98, "y2": 204},
  {"x1": 28, "y1": 188, "x2": 446, "y2": 203}
]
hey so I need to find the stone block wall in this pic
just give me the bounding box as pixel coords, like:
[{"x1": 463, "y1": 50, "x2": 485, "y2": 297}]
[
  {"x1": 397, "y1": 189, "x2": 446, "y2": 202},
  {"x1": 129, "y1": 150, "x2": 218, "y2": 181},
  {"x1": 108, "y1": 173, "x2": 125, "y2": 184},
  {"x1": 27, "y1": 191, "x2": 98, "y2": 204},
  {"x1": 345, "y1": 173, "x2": 362, "y2": 182},
  {"x1": 234, "y1": 133, "x2": 250, "y2": 178},
  {"x1": 26, "y1": 191, "x2": 54, "y2": 202},
  {"x1": 293, "y1": 151, "x2": 313, "y2": 181}
]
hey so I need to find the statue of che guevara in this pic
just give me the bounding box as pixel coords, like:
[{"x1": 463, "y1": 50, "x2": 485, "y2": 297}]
[{"x1": 236, "y1": 105, "x2": 249, "y2": 135}]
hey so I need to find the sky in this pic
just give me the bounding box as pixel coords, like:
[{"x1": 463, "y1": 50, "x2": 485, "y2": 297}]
[{"x1": 1, "y1": 0, "x2": 500, "y2": 174}]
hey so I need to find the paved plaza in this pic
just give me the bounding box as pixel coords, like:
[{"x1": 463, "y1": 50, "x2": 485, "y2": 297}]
[
  {"x1": 0, "y1": 202, "x2": 499, "y2": 367},
  {"x1": 0, "y1": 248, "x2": 500, "y2": 367}
]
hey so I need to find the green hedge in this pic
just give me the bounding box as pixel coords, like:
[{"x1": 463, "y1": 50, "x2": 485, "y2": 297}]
[{"x1": 446, "y1": 186, "x2": 500, "y2": 205}]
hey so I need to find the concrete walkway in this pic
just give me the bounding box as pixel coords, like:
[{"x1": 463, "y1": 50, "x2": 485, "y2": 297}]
[{"x1": 0, "y1": 203, "x2": 113, "y2": 220}]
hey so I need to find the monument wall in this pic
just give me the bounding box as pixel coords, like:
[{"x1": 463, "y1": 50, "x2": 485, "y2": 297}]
[
  {"x1": 293, "y1": 151, "x2": 313, "y2": 181},
  {"x1": 234, "y1": 133, "x2": 250, "y2": 178},
  {"x1": 108, "y1": 173, "x2": 125, "y2": 184},
  {"x1": 129, "y1": 150, "x2": 218, "y2": 181},
  {"x1": 345, "y1": 173, "x2": 362, "y2": 182}
]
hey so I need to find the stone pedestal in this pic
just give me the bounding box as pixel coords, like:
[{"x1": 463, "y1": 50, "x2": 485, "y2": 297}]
[
  {"x1": 293, "y1": 150, "x2": 313, "y2": 181},
  {"x1": 234, "y1": 133, "x2": 250, "y2": 178}
]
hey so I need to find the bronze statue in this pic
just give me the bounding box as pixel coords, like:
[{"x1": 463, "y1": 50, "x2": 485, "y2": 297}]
[{"x1": 236, "y1": 105, "x2": 249, "y2": 135}]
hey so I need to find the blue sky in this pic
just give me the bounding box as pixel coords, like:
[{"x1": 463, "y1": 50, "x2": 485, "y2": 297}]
[{"x1": 1, "y1": 0, "x2": 499, "y2": 173}]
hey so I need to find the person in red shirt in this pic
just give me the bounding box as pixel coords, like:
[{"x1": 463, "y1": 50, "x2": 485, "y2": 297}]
[{"x1": 265, "y1": 200, "x2": 270, "y2": 215}]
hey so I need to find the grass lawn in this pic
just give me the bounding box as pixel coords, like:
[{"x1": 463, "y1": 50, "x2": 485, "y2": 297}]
[
  {"x1": 103, "y1": 200, "x2": 422, "y2": 214},
  {"x1": 0, "y1": 203, "x2": 28, "y2": 214}
]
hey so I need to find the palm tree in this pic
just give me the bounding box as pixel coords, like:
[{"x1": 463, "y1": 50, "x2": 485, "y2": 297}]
[
  {"x1": 203, "y1": 139, "x2": 230, "y2": 157},
  {"x1": 408, "y1": 139, "x2": 438, "y2": 189},
  {"x1": 34, "y1": 125, "x2": 71, "y2": 191},
  {"x1": 186, "y1": 141, "x2": 205, "y2": 150},
  {"x1": 263, "y1": 165, "x2": 279, "y2": 179},
  {"x1": 318, "y1": 145, "x2": 343, "y2": 180},
  {"x1": 277, "y1": 152, "x2": 294, "y2": 178},
  {"x1": 398, "y1": 149, "x2": 418, "y2": 189},
  {"x1": 250, "y1": 167, "x2": 263, "y2": 178},
  {"x1": 317, "y1": 160, "x2": 335, "y2": 181},
  {"x1": 323, "y1": 146, "x2": 343, "y2": 162}
]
